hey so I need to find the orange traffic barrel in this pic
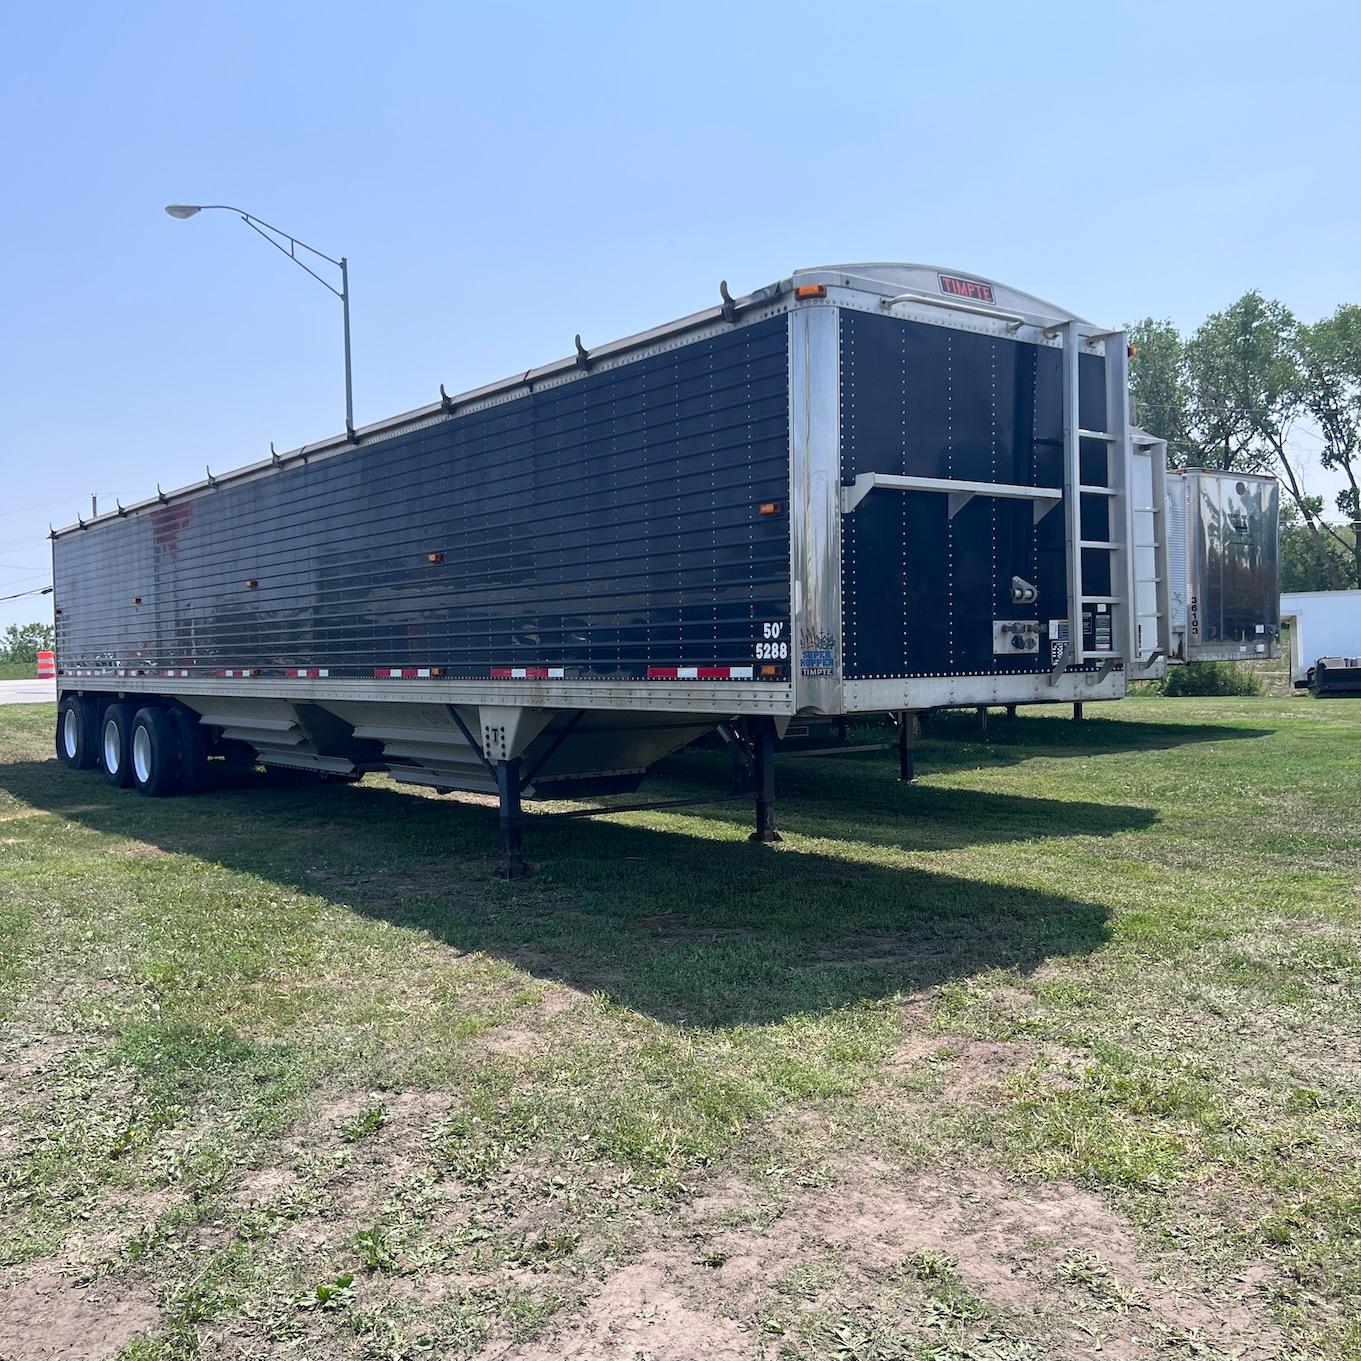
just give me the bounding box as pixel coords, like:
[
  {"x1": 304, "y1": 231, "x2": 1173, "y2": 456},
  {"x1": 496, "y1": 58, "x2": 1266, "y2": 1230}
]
[{"x1": 36, "y1": 650, "x2": 55, "y2": 679}]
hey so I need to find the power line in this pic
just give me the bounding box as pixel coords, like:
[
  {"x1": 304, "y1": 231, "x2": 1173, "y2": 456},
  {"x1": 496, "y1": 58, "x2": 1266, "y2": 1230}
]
[
  {"x1": 0, "y1": 584, "x2": 52, "y2": 603},
  {"x1": 0, "y1": 496, "x2": 79, "y2": 522}
]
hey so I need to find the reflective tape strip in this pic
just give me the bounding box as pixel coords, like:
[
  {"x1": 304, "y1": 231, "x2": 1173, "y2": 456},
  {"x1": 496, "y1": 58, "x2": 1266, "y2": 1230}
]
[
  {"x1": 217, "y1": 669, "x2": 256, "y2": 678},
  {"x1": 373, "y1": 668, "x2": 439, "y2": 679},
  {"x1": 645, "y1": 666, "x2": 756, "y2": 680},
  {"x1": 490, "y1": 667, "x2": 565, "y2": 680},
  {"x1": 288, "y1": 668, "x2": 329, "y2": 678},
  {"x1": 162, "y1": 670, "x2": 190, "y2": 678}
]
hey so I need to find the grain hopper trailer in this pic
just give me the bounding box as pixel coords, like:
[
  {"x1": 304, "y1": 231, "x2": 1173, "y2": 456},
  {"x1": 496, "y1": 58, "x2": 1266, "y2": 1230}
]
[{"x1": 50, "y1": 262, "x2": 1277, "y2": 873}]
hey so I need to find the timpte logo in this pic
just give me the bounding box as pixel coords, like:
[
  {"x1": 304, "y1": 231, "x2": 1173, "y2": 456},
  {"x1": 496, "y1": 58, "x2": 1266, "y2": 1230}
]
[
  {"x1": 938, "y1": 274, "x2": 996, "y2": 305},
  {"x1": 799, "y1": 627, "x2": 837, "y2": 677}
]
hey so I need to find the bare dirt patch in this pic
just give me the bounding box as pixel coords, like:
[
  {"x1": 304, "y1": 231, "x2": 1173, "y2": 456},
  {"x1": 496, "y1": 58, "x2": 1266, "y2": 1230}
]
[
  {"x1": 117, "y1": 843, "x2": 169, "y2": 860},
  {"x1": 230, "y1": 1089, "x2": 458, "y2": 1224},
  {"x1": 492, "y1": 1260, "x2": 757, "y2": 1360},
  {"x1": 487, "y1": 1158, "x2": 1282, "y2": 1361},
  {"x1": 637, "y1": 913, "x2": 762, "y2": 942},
  {"x1": 0, "y1": 1269, "x2": 159, "y2": 1360},
  {"x1": 887, "y1": 1034, "x2": 1083, "y2": 1099},
  {"x1": 476, "y1": 989, "x2": 582, "y2": 1058}
]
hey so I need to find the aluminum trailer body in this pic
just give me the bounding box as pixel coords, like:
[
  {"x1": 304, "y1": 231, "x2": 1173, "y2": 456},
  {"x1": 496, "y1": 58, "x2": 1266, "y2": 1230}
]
[
  {"x1": 50, "y1": 262, "x2": 1275, "y2": 868},
  {"x1": 1280, "y1": 589, "x2": 1361, "y2": 696},
  {"x1": 1163, "y1": 469, "x2": 1280, "y2": 663}
]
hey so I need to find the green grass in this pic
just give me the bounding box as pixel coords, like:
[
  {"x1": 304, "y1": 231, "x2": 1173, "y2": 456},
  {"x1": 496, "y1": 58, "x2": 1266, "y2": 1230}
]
[
  {"x1": 0, "y1": 660, "x2": 41, "y2": 680},
  {"x1": 0, "y1": 696, "x2": 1358, "y2": 1359}
]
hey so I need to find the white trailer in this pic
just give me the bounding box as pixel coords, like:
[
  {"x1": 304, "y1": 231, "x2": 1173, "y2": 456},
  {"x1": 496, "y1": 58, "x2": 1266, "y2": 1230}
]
[{"x1": 1280, "y1": 590, "x2": 1361, "y2": 696}]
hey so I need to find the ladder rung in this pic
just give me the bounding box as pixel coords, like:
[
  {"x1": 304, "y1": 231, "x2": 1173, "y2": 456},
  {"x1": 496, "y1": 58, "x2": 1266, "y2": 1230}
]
[
  {"x1": 1082, "y1": 595, "x2": 1122, "y2": 604},
  {"x1": 1078, "y1": 429, "x2": 1117, "y2": 442},
  {"x1": 1080, "y1": 540, "x2": 1120, "y2": 550},
  {"x1": 1078, "y1": 484, "x2": 1117, "y2": 496}
]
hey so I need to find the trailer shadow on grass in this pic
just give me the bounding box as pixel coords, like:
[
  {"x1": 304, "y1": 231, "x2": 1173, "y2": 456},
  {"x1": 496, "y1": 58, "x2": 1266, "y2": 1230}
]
[{"x1": 0, "y1": 755, "x2": 1147, "y2": 1027}]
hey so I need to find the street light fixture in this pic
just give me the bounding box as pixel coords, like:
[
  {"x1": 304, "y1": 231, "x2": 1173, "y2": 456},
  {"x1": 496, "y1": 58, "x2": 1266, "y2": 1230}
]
[{"x1": 164, "y1": 203, "x2": 355, "y2": 439}]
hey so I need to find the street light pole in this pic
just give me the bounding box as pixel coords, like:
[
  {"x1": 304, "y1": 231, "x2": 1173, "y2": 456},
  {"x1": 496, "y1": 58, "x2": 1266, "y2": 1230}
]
[
  {"x1": 165, "y1": 204, "x2": 355, "y2": 438},
  {"x1": 340, "y1": 256, "x2": 353, "y2": 438}
]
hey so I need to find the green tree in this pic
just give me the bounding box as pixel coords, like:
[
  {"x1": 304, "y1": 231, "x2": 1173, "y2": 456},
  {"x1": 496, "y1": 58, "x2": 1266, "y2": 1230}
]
[
  {"x1": 1, "y1": 622, "x2": 55, "y2": 663},
  {"x1": 1295, "y1": 303, "x2": 1361, "y2": 587},
  {"x1": 1129, "y1": 318, "x2": 1197, "y2": 466},
  {"x1": 1278, "y1": 503, "x2": 1355, "y2": 592}
]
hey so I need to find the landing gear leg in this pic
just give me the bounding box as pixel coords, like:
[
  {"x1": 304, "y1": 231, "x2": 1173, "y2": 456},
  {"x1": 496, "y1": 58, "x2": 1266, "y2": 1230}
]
[
  {"x1": 495, "y1": 758, "x2": 528, "y2": 879},
  {"x1": 1005, "y1": 704, "x2": 1017, "y2": 719},
  {"x1": 897, "y1": 710, "x2": 915, "y2": 783},
  {"x1": 978, "y1": 705, "x2": 989, "y2": 737},
  {"x1": 729, "y1": 721, "x2": 750, "y2": 794},
  {"x1": 750, "y1": 719, "x2": 781, "y2": 843},
  {"x1": 1073, "y1": 702, "x2": 1084, "y2": 721}
]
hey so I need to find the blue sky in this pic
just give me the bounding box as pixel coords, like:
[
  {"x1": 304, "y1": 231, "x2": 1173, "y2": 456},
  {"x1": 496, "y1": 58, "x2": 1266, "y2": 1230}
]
[{"x1": 2, "y1": 0, "x2": 1358, "y2": 629}]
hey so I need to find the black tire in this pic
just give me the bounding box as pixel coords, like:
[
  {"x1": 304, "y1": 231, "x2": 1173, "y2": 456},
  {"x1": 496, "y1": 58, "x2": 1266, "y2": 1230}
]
[
  {"x1": 56, "y1": 695, "x2": 99, "y2": 770},
  {"x1": 168, "y1": 705, "x2": 209, "y2": 794},
  {"x1": 100, "y1": 701, "x2": 137, "y2": 789},
  {"x1": 130, "y1": 706, "x2": 183, "y2": 798}
]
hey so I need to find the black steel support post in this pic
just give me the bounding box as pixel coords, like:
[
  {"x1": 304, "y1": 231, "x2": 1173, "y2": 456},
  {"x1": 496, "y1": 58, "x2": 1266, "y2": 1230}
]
[
  {"x1": 1005, "y1": 704, "x2": 1017, "y2": 719},
  {"x1": 897, "y1": 710, "x2": 914, "y2": 782},
  {"x1": 495, "y1": 758, "x2": 529, "y2": 879},
  {"x1": 1073, "y1": 702, "x2": 1084, "y2": 721},
  {"x1": 750, "y1": 719, "x2": 781, "y2": 843}
]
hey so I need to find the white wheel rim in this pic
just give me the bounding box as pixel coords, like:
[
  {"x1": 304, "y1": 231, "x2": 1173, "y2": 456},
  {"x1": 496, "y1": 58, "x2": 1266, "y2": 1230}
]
[
  {"x1": 133, "y1": 725, "x2": 152, "y2": 784},
  {"x1": 103, "y1": 718, "x2": 121, "y2": 773},
  {"x1": 63, "y1": 709, "x2": 78, "y2": 759}
]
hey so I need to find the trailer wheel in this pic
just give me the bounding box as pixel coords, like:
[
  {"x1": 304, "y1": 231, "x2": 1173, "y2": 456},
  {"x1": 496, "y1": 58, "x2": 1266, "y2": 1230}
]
[
  {"x1": 130, "y1": 706, "x2": 183, "y2": 797},
  {"x1": 56, "y1": 695, "x2": 98, "y2": 770},
  {"x1": 100, "y1": 702, "x2": 137, "y2": 788},
  {"x1": 169, "y1": 705, "x2": 209, "y2": 794}
]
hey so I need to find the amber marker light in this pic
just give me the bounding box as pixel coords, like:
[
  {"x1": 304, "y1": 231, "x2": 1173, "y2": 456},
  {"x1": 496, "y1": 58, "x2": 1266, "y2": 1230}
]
[
  {"x1": 795, "y1": 284, "x2": 826, "y2": 299},
  {"x1": 426, "y1": 552, "x2": 445, "y2": 563},
  {"x1": 758, "y1": 501, "x2": 785, "y2": 516}
]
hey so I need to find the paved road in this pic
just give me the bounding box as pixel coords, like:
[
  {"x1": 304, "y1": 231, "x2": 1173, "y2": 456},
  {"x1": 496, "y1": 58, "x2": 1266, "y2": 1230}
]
[{"x1": 0, "y1": 679, "x2": 55, "y2": 705}]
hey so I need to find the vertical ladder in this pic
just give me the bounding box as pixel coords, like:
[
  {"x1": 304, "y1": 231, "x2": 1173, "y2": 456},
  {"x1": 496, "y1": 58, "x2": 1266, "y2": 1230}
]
[
  {"x1": 1053, "y1": 321, "x2": 1138, "y2": 679},
  {"x1": 1146, "y1": 438, "x2": 1172, "y2": 659},
  {"x1": 1130, "y1": 434, "x2": 1172, "y2": 669}
]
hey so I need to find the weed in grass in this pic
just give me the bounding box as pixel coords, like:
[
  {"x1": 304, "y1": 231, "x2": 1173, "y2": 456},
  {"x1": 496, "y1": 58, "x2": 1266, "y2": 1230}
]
[
  {"x1": 351, "y1": 1225, "x2": 395, "y2": 1271},
  {"x1": 340, "y1": 1102, "x2": 391, "y2": 1143},
  {"x1": 291, "y1": 1272, "x2": 356, "y2": 1312}
]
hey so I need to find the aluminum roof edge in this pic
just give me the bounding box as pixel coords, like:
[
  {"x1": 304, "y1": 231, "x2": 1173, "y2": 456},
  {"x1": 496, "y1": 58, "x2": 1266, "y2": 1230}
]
[
  {"x1": 793, "y1": 262, "x2": 1093, "y2": 325},
  {"x1": 51, "y1": 262, "x2": 1096, "y2": 539}
]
